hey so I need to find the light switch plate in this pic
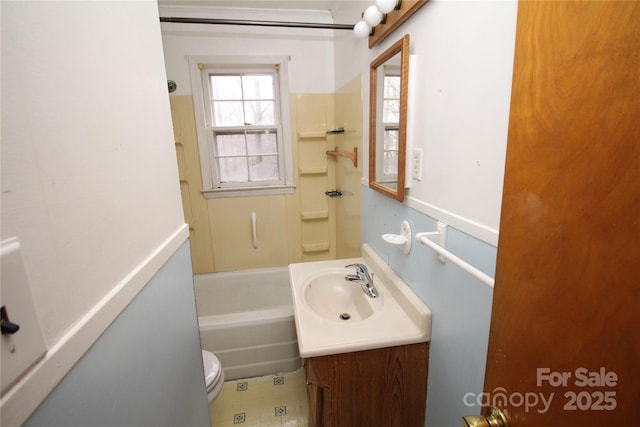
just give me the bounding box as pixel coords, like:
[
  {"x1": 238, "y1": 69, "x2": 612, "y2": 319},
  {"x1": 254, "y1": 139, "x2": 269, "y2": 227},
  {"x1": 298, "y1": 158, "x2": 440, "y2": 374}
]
[
  {"x1": 1, "y1": 238, "x2": 47, "y2": 395},
  {"x1": 411, "y1": 148, "x2": 423, "y2": 180}
]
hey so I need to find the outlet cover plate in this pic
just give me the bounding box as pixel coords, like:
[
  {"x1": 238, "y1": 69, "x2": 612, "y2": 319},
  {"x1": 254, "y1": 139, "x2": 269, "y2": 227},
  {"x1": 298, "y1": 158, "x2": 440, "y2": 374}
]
[{"x1": 411, "y1": 148, "x2": 423, "y2": 180}]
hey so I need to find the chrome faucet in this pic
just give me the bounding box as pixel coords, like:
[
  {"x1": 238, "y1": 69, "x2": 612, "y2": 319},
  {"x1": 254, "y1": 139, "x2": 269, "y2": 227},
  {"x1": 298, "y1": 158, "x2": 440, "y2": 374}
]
[{"x1": 345, "y1": 263, "x2": 378, "y2": 298}]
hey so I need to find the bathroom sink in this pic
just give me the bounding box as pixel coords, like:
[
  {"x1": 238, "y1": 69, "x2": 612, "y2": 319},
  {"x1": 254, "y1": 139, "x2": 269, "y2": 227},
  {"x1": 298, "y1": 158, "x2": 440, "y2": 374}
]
[
  {"x1": 289, "y1": 244, "x2": 432, "y2": 358},
  {"x1": 302, "y1": 268, "x2": 384, "y2": 322}
]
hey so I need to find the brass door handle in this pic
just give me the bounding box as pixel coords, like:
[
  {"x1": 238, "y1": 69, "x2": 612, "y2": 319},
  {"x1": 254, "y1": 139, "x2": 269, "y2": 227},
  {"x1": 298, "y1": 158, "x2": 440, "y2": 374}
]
[{"x1": 462, "y1": 406, "x2": 509, "y2": 427}]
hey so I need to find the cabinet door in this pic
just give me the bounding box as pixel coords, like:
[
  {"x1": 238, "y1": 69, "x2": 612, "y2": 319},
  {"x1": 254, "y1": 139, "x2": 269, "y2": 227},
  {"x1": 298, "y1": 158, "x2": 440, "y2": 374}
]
[
  {"x1": 307, "y1": 344, "x2": 428, "y2": 426},
  {"x1": 305, "y1": 359, "x2": 324, "y2": 427}
]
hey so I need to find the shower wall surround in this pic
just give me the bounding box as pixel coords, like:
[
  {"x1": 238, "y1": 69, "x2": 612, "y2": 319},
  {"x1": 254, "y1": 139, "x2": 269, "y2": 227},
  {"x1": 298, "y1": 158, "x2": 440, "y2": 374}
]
[
  {"x1": 170, "y1": 88, "x2": 361, "y2": 273},
  {"x1": 334, "y1": 77, "x2": 363, "y2": 258},
  {"x1": 362, "y1": 186, "x2": 495, "y2": 427}
]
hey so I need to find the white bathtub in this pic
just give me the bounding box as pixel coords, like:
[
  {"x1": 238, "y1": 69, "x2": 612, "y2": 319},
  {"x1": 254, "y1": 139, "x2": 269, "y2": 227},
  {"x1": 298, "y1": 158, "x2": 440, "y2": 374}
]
[{"x1": 194, "y1": 267, "x2": 301, "y2": 381}]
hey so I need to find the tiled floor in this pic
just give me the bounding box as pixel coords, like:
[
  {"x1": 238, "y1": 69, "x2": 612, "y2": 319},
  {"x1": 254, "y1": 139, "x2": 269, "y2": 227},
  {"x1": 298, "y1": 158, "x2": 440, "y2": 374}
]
[{"x1": 209, "y1": 369, "x2": 308, "y2": 427}]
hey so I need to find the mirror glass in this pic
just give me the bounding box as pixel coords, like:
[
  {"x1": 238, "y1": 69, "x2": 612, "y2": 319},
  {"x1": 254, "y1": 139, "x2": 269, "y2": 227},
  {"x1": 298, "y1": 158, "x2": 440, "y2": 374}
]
[{"x1": 369, "y1": 34, "x2": 409, "y2": 202}]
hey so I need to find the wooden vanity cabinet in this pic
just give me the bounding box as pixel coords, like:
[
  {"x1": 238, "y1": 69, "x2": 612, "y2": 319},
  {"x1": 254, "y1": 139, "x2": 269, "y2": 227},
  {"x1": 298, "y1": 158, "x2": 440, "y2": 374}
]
[{"x1": 305, "y1": 342, "x2": 429, "y2": 427}]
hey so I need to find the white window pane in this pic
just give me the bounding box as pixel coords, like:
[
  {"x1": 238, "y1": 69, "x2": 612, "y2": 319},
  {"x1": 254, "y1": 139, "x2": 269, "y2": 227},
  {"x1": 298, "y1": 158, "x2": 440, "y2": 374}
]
[
  {"x1": 244, "y1": 101, "x2": 275, "y2": 125},
  {"x1": 384, "y1": 76, "x2": 401, "y2": 98},
  {"x1": 242, "y1": 75, "x2": 274, "y2": 99},
  {"x1": 247, "y1": 131, "x2": 277, "y2": 154},
  {"x1": 195, "y1": 60, "x2": 290, "y2": 191},
  {"x1": 213, "y1": 101, "x2": 244, "y2": 126},
  {"x1": 210, "y1": 75, "x2": 242, "y2": 100},
  {"x1": 248, "y1": 155, "x2": 279, "y2": 181},
  {"x1": 215, "y1": 133, "x2": 247, "y2": 156},
  {"x1": 383, "y1": 99, "x2": 400, "y2": 123},
  {"x1": 384, "y1": 129, "x2": 398, "y2": 151},
  {"x1": 383, "y1": 151, "x2": 398, "y2": 175},
  {"x1": 218, "y1": 157, "x2": 248, "y2": 182}
]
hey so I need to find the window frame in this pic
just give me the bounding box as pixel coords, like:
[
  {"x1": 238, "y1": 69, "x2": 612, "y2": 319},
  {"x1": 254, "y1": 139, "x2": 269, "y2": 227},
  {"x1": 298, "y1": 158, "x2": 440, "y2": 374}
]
[{"x1": 189, "y1": 56, "x2": 294, "y2": 198}]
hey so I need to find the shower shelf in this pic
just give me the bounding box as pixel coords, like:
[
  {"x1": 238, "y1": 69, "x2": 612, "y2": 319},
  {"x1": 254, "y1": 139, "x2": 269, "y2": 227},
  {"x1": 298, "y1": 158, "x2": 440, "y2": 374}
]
[
  {"x1": 297, "y1": 131, "x2": 327, "y2": 140},
  {"x1": 302, "y1": 242, "x2": 330, "y2": 253},
  {"x1": 300, "y1": 210, "x2": 329, "y2": 220},
  {"x1": 326, "y1": 146, "x2": 358, "y2": 168}
]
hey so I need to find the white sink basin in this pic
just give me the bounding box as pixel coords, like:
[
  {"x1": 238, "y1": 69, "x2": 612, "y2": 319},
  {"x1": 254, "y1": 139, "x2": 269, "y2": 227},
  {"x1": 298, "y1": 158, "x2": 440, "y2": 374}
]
[
  {"x1": 302, "y1": 268, "x2": 384, "y2": 322},
  {"x1": 289, "y1": 244, "x2": 432, "y2": 358}
]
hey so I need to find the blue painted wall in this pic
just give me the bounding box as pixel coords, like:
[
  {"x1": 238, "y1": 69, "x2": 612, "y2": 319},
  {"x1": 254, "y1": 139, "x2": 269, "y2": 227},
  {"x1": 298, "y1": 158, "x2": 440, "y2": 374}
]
[
  {"x1": 24, "y1": 242, "x2": 210, "y2": 427},
  {"x1": 362, "y1": 186, "x2": 495, "y2": 427}
]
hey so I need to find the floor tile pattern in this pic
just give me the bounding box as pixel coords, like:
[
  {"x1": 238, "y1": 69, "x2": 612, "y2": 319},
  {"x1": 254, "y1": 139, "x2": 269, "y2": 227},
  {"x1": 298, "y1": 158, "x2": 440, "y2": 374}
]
[{"x1": 209, "y1": 369, "x2": 308, "y2": 427}]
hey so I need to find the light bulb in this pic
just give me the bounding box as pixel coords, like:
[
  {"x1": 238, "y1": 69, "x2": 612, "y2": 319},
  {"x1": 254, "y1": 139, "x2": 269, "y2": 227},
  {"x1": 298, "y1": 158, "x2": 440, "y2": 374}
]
[
  {"x1": 353, "y1": 20, "x2": 371, "y2": 39},
  {"x1": 376, "y1": 0, "x2": 401, "y2": 14},
  {"x1": 363, "y1": 5, "x2": 384, "y2": 27}
]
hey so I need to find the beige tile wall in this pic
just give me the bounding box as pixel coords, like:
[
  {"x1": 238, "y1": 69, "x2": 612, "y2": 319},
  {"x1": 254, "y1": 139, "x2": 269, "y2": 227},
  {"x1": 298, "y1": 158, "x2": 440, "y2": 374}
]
[
  {"x1": 170, "y1": 80, "x2": 361, "y2": 273},
  {"x1": 334, "y1": 76, "x2": 363, "y2": 259}
]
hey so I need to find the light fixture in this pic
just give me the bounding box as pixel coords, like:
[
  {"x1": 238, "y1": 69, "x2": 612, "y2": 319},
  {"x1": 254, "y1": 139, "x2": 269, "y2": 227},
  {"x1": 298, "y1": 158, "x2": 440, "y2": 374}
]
[
  {"x1": 375, "y1": 0, "x2": 401, "y2": 14},
  {"x1": 354, "y1": 0, "x2": 403, "y2": 40},
  {"x1": 353, "y1": 20, "x2": 372, "y2": 39},
  {"x1": 363, "y1": 5, "x2": 384, "y2": 27}
]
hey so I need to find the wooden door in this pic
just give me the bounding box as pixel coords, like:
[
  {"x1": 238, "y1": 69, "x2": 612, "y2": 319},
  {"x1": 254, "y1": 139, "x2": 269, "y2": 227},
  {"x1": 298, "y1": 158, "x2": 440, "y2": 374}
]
[{"x1": 480, "y1": 1, "x2": 639, "y2": 425}]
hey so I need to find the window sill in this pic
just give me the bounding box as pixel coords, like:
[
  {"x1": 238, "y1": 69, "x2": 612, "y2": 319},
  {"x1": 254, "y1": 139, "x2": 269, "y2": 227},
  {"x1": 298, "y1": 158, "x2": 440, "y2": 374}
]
[{"x1": 202, "y1": 185, "x2": 295, "y2": 199}]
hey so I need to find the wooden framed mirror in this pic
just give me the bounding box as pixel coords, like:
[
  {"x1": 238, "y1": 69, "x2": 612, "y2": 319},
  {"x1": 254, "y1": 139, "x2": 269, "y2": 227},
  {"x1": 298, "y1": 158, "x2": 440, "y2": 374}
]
[{"x1": 369, "y1": 34, "x2": 409, "y2": 202}]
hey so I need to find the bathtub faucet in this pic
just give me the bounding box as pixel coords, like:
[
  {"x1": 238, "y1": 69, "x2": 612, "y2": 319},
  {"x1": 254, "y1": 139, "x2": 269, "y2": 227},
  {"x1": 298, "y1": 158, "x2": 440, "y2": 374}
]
[{"x1": 345, "y1": 263, "x2": 378, "y2": 298}]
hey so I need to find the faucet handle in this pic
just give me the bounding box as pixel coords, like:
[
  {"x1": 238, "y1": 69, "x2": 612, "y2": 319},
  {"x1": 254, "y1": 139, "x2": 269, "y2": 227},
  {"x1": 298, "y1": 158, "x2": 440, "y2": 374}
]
[{"x1": 345, "y1": 263, "x2": 368, "y2": 275}]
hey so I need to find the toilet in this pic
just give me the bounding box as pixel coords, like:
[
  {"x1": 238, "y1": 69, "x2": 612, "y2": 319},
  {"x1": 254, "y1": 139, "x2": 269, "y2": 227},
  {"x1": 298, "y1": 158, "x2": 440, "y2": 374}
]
[{"x1": 202, "y1": 350, "x2": 224, "y2": 402}]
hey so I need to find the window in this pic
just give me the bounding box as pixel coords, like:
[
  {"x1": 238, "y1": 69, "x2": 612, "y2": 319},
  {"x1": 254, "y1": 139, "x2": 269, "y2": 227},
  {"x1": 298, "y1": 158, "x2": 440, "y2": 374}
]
[
  {"x1": 381, "y1": 68, "x2": 400, "y2": 181},
  {"x1": 189, "y1": 57, "x2": 294, "y2": 197}
]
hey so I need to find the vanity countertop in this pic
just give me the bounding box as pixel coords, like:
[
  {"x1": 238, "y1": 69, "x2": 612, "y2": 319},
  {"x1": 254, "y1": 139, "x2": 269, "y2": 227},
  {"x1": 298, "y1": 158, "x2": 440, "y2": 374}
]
[{"x1": 289, "y1": 244, "x2": 432, "y2": 358}]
